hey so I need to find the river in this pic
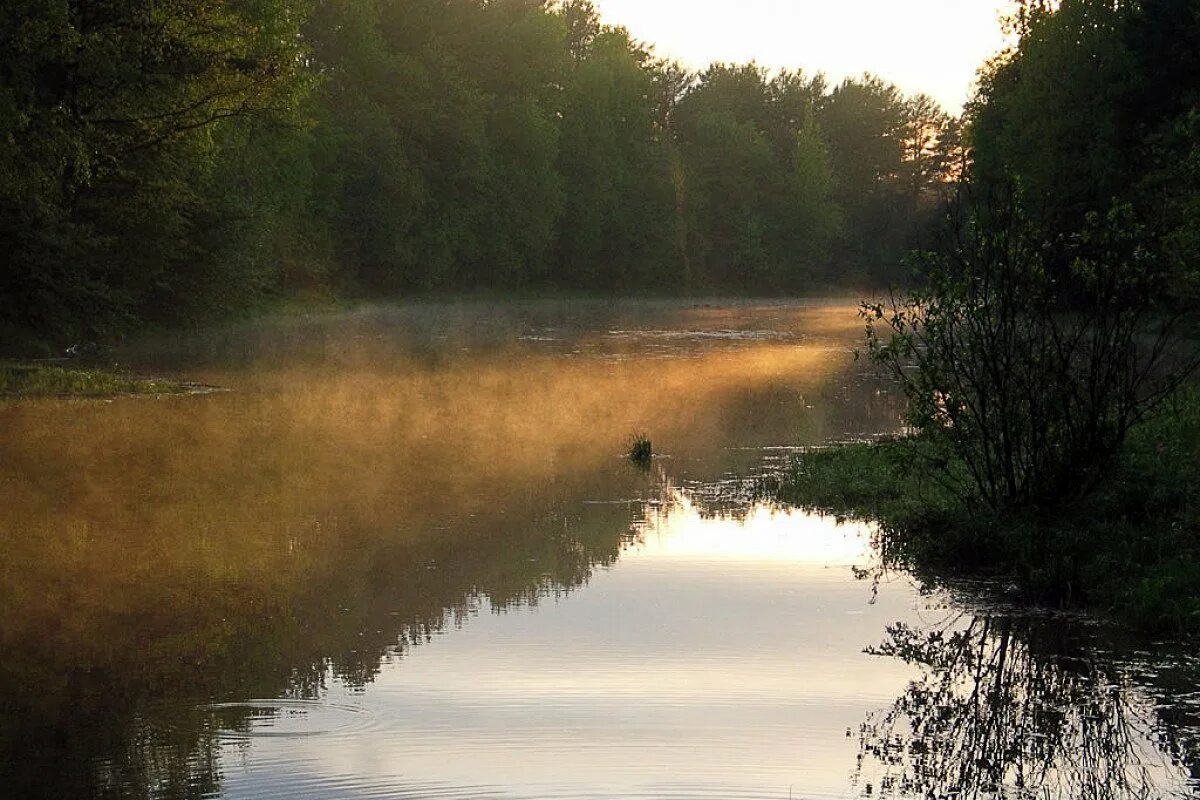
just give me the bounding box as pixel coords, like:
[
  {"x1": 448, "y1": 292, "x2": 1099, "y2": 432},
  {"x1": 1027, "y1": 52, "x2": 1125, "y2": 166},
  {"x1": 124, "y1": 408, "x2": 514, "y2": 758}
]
[{"x1": 0, "y1": 299, "x2": 1196, "y2": 799}]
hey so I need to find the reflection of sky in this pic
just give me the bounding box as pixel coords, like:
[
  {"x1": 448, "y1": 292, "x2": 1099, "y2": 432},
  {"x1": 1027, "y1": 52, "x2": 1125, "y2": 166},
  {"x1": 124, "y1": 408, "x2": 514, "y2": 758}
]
[
  {"x1": 216, "y1": 503, "x2": 929, "y2": 799},
  {"x1": 633, "y1": 495, "x2": 874, "y2": 564}
]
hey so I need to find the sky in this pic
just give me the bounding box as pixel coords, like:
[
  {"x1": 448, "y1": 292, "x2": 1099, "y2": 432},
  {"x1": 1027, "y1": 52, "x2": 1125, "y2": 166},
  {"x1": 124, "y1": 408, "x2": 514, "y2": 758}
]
[{"x1": 590, "y1": 0, "x2": 1016, "y2": 113}]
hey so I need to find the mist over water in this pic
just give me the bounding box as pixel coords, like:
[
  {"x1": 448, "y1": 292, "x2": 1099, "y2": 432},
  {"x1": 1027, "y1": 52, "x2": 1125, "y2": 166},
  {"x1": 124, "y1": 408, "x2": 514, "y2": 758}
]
[{"x1": 0, "y1": 299, "x2": 1196, "y2": 799}]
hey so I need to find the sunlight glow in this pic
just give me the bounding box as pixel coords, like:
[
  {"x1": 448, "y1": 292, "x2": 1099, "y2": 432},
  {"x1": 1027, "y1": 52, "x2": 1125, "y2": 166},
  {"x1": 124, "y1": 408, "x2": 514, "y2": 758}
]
[
  {"x1": 592, "y1": 0, "x2": 1016, "y2": 112},
  {"x1": 633, "y1": 494, "x2": 876, "y2": 565}
]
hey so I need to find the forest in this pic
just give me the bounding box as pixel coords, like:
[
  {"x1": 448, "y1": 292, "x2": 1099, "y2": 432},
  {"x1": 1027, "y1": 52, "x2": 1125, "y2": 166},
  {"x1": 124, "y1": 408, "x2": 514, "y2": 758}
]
[
  {"x1": 0, "y1": 0, "x2": 959, "y2": 347},
  {"x1": 969, "y1": 0, "x2": 1199, "y2": 298},
  {"x1": 783, "y1": 0, "x2": 1200, "y2": 629}
]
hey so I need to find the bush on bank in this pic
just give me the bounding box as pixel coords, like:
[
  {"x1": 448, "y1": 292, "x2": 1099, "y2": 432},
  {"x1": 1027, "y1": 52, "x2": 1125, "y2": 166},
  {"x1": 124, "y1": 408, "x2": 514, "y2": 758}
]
[{"x1": 773, "y1": 389, "x2": 1200, "y2": 634}]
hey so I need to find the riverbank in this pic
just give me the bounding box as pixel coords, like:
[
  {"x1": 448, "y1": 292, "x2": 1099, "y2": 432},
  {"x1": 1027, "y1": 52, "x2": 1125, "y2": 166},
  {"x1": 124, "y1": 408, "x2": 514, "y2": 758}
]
[
  {"x1": 772, "y1": 390, "x2": 1200, "y2": 635},
  {"x1": 0, "y1": 362, "x2": 207, "y2": 399}
]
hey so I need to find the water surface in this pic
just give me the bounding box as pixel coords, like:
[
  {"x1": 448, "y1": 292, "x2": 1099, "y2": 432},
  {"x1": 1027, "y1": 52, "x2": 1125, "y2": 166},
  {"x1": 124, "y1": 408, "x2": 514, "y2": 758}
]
[{"x1": 0, "y1": 299, "x2": 1196, "y2": 798}]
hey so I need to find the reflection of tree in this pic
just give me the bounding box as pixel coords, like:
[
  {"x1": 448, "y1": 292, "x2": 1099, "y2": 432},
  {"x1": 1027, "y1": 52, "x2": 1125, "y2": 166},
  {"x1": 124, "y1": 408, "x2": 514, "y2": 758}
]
[
  {"x1": 856, "y1": 612, "x2": 1194, "y2": 799},
  {"x1": 0, "y1": 497, "x2": 640, "y2": 800}
]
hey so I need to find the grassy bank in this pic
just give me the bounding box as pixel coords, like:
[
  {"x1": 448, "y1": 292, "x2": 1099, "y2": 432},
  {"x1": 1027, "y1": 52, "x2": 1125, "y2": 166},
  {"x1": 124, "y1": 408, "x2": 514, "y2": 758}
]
[
  {"x1": 773, "y1": 391, "x2": 1200, "y2": 634},
  {"x1": 0, "y1": 362, "x2": 200, "y2": 399}
]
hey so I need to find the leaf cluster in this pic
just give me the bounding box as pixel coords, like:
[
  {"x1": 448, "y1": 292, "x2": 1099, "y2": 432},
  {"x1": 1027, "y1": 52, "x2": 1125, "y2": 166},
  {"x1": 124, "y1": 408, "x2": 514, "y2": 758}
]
[{"x1": 863, "y1": 187, "x2": 1198, "y2": 512}]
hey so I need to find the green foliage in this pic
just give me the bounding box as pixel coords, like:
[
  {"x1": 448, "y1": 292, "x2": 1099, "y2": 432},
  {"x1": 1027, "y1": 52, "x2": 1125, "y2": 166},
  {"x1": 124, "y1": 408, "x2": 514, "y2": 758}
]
[
  {"x1": 669, "y1": 65, "x2": 935, "y2": 292},
  {"x1": 769, "y1": 439, "x2": 957, "y2": 523},
  {"x1": 816, "y1": 0, "x2": 1200, "y2": 628},
  {"x1": 864, "y1": 190, "x2": 1196, "y2": 511},
  {"x1": 819, "y1": 76, "x2": 956, "y2": 284},
  {"x1": 968, "y1": 0, "x2": 1200, "y2": 296},
  {"x1": 774, "y1": 0, "x2": 1200, "y2": 632},
  {"x1": 775, "y1": 390, "x2": 1200, "y2": 632},
  {"x1": 556, "y1": 27, "x2": 675, "y2": 289},
  {"x1": 0, "y1": 0, "x2": 311, "y2": 341},
  {"x1": 0, "y1": 362, "x2": 193, "y2": 398},
  {"x1": 0, "y1": 0, "x2": 960, "y2": 347},
  {"x1": 971, "y1": 0, "x2": 1134, "y2": 235}
]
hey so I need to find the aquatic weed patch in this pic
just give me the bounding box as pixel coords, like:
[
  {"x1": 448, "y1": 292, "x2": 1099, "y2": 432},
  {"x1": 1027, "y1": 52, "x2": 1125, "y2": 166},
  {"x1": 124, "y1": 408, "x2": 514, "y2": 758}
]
[
  {"x1": 627, "y1": 432, "x2": 653, "y2": 467},
  {"x1": 0, "y1": 362, "x2": 201, "y2": 399}
]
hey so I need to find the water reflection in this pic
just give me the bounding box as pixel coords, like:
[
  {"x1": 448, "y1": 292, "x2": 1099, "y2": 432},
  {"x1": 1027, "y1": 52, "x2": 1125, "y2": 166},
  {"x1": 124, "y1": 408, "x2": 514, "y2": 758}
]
[
  {"x1": 0, "y1": 300, "x2": 894, "y2": 798},
  {"x1": 0, "y1": 300, "x2": 1197, "y2": 799},
  {"x1": 855, "y1": 609, "x2": 1199, "y2": 799},
  {"x1": 1, "y1": 491, "x2": 641, "y2": 798},
  {"x1": 195, "y1": 495, "x2": 915, "y2": 800}
]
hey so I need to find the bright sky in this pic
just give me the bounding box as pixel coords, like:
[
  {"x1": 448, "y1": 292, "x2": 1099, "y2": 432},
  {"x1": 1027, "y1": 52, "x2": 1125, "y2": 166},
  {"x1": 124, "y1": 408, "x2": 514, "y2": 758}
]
[{"x1": 591, "y1": 0, "x2": 1015, "y2": 113}]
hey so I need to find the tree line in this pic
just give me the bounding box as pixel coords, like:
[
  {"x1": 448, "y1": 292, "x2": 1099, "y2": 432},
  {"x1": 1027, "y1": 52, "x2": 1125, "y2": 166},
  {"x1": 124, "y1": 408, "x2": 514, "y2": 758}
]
[
  {"x1": 968, "y1": 0, "x2": 1199, "y2": 297},
  {"x1": 864, "y1": 0, "x2": 1200, "y2": 515},
  {"x1": 0, "y1": 0, "x2": 958, "y2": 346}
]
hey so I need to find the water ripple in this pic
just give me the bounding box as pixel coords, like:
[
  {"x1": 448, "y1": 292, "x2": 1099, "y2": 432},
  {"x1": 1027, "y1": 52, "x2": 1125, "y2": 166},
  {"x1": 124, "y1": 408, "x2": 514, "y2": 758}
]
[{"x1": 200, "y1": 699, "x2": 375, "y2": 741}]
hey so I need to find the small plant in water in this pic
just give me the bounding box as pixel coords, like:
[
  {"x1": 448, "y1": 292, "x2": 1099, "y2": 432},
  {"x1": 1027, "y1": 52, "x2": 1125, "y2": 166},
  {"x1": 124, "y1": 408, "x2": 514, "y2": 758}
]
[{"x1": 627, "y1": 433, "x2": 653, "y2": 466}]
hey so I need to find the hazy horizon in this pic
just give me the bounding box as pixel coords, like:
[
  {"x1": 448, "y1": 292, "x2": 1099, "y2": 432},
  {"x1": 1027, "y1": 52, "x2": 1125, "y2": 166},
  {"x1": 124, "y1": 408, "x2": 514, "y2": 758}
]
[{"x1": 592, "y1": 0, "x2": 1016, "y2": 112}]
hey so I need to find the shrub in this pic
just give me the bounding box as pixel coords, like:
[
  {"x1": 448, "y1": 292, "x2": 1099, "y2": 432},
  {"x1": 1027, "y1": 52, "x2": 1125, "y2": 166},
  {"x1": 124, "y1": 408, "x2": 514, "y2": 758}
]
[{"x1": 864, "y1": 189, "x2": 1198, "y2": 511}]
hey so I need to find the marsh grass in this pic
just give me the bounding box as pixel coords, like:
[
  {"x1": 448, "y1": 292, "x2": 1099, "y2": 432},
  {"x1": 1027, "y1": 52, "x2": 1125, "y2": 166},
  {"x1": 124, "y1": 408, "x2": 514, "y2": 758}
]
[
  {"x1": 627, "y1": 432, "x2": 653, "y2": 467},
  {"x1": 773, "y1": 390, "x2": 1200, "y2": 634},
  {"x1": 0, "y1": 362, "x2": 196, "y2": 399}
]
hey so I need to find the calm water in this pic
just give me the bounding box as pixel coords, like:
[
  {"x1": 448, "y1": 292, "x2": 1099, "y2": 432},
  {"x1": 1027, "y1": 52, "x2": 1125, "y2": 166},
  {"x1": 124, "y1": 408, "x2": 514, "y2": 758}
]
[{"x1": 1, "y1": 299, "x2": 1197, "y2": 799}]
